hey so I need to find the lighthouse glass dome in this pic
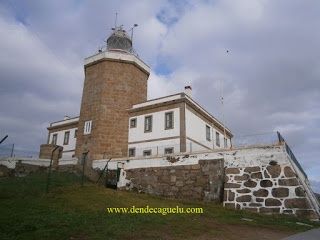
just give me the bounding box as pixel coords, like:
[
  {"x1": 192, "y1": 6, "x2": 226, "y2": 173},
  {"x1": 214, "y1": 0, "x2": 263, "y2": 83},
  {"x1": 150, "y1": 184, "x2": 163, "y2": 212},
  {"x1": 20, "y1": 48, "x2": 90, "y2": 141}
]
[{"x1": 107, "y1": 27, "x2": 132, "y2": 52}]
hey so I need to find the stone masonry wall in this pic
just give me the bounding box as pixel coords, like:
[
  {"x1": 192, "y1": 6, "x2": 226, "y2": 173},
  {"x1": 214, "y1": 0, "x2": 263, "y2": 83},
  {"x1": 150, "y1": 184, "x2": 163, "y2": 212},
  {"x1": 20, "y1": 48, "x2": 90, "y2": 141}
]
[
  {"x1": 123, "y1": 159, "x2": 224, "y2": 202},
  {"x1": 224, "y1": 162, "x2": 318, "y2": 219}
]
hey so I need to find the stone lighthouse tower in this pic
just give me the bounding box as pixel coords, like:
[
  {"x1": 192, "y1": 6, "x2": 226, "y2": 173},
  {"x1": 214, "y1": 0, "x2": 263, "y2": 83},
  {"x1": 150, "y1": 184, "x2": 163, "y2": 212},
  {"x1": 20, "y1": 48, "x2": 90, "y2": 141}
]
[{"x1": 75, "y1": 26, "x2": 150, "y2": 163}]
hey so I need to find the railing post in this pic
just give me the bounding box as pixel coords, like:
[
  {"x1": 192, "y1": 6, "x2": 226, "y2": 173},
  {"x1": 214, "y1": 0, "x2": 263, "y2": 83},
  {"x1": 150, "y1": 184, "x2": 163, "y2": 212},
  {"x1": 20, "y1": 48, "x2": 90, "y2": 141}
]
[
  {"x1": 46, "y1": 145, "x2": 60, "y2": 193},
  {"x1": 10, "y1": 144, "x2": 14, "y2": 157}
]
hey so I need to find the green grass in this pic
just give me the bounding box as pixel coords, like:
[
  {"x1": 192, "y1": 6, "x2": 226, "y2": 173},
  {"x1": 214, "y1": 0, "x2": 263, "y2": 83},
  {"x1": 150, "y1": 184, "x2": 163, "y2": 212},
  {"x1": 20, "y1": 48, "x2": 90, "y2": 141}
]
[{"x1": 0, "y1": 172, "x2": 319, "y2": 240}]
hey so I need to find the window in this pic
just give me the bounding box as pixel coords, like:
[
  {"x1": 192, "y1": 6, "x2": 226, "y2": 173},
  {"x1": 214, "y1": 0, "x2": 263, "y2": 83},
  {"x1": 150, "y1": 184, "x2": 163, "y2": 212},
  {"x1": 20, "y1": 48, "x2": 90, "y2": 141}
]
[
  {"x1": 224, "y1": 138, "x2": 228, "y2": 148},
  {"x1": 63, "y1": 131, "x2": 70, "y2": 145},
  {"x1": 206, "y1": 125, "x2": 211, "y2": 141},
  {"x1": 144, "y1": 116, "x2": 152, "y2": 132},
  {"x1": 130, "y1": 118, "x2": 137, "y2": 128},
  {"x1": 164, "y1": 147, "x2": 174, "y2": 155},
  {"x1": 143, "y1": 150, "x2": 152, "y2": 156},
  {"x1": 216, "y1": 132, "x2": 220, "y2": 147},
  {"x1": 74, "y1": 129, "x2": 78, "y2": 138},
  {"x1": 51, "y1": 134, "x2": 57, "y2": 145},
  {"x1": 84, "y1": 120, "x2": 92, "y2": 135},
  {"x1": 128, "y1": 148, "x2": 136, "y2": 157},
  {"x1": 165, "y1": 112, "x2": 174, "y2": 129}
]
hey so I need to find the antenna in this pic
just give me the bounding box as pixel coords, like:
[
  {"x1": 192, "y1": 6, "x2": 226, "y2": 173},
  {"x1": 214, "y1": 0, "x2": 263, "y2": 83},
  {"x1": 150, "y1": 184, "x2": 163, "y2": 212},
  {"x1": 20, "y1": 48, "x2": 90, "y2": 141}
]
[
  {"x1": 130, "y1": 24, "x2": 138, "y2": 48},
  {"x1": 220, "y1": 49, "x2": 229, "y2": 148},
  {"x1": 114, "y1": 12, "x2": 118, "y2": 29}
]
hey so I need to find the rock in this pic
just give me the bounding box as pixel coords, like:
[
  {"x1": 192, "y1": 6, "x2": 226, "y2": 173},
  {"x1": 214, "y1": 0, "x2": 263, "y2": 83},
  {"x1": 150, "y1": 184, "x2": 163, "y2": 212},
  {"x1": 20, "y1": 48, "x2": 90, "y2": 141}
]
[
  {"x1": 253, "y1": 189, "x2": 269, "y2": 197},
  {"x1": 244, "y1": 180, "x2": 257, "y2": 188},
  {"x1": 264, "y1": 170, "x2": 270, "y2": 178},
  {"x1": 278, "y1": 178, "x2": 299, "y2": 186},
  {"x1": 265, "y1": 198, "x2": 282, "y2": 206},
  {"x1": 260, "y1": 207, "x2": 280, "y2": 214},
  {"x1": 266, "y1": 165, "x2": 281, "y2": 178},
  {"x1": 236, "y1": 195, "x2": 252, "y2": 202},
  {"x1": 234, "y1": 174, "x2": 249, "y2": 181},
  {"x1": 243, "y1": 207, "x2": 258, "y2": 213},
  {"x1": 170, "y1": 175, "x2": 176, "y2": 183},
  {"x1": 295, "y1": 187, "x2": 305, "y2": 197},
  {"x1": 295, "y1": 210, "x2": 319, "y2": 220},
  {"x1": 284, "y1": 166, "x2": 296, "y2": 177},
  {"x1": 224, "y1": 203, "x2": 235, "y2": 209},
  {"x1": 225, "y1": 183, "x2": 241, "y2": 188},
  {"x1": 244, "y1": 166, "x2": 260, "y2": 173},
  {"x1": 228, "y1": 191, "x2": 235, "y2": 201},
  {"x1": 260, "y1": 180, "x2": 273, "y2": 187},
  {"x1": 256, "y1": 198, "x2": 264, "y2": 202},
  {"x1": 237, "y1": 188, "x2": 251, "y2": 194},
  {"x1": 225, "y1": 168, "x2": 240, "y2": 174},
  {"x1": 249, "y1": 203, "x2": 262, "y2": 207},
  {"x1": 251, "y1": 172, "x2": 263, "y2": 179},
  {"x1": 272, "y1": 188, "x2": 289, "y2": 198},
  {"x1": 284, "y1": 198, "x2": 309, "y2": 209}
]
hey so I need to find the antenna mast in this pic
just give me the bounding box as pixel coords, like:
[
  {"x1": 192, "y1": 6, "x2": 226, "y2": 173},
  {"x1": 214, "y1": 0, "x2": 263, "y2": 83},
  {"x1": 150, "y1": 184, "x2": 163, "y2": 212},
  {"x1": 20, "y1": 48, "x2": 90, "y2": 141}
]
[
  {"x1": 221, "y1": 50, "x2": 229, "y2": 148},
  {"x1": 114, "y1": 12, "x2": 118, "y2": 29}
]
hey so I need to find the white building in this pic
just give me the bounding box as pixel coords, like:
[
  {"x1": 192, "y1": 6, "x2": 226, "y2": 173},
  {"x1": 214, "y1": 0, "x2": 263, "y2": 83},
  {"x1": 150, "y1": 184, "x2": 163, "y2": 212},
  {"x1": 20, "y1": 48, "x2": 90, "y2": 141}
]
[
  {"x1": 127, "y1": 87, "x2": 233, "y2": 157},
  {"x1": 45, "y1": 87, "x2": 232, "y2": 159},
  {"x1": 47, "y1": 116, "x2": 78, "y2": 158}
]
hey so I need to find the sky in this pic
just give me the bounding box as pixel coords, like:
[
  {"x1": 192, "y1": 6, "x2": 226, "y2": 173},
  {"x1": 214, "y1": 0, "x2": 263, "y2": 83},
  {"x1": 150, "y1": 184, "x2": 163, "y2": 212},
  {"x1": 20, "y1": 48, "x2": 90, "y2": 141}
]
[{"x1": 0, "y1": 0, "x2": 319, "y2": 192}]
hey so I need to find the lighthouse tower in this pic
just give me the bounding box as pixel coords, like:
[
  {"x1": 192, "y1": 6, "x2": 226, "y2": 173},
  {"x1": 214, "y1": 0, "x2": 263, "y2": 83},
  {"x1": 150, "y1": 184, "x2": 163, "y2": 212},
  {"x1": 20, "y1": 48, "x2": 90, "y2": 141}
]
[{"x1": 75, "y1": 26, "x2": 150, "y2": 162}]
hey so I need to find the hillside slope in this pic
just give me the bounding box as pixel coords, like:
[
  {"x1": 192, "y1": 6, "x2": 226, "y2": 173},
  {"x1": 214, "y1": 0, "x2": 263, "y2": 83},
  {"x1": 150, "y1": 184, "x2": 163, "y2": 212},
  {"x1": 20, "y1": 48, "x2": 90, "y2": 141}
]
[{"x1": 0, "y1": 172, "x2": 319, "y2": 240}]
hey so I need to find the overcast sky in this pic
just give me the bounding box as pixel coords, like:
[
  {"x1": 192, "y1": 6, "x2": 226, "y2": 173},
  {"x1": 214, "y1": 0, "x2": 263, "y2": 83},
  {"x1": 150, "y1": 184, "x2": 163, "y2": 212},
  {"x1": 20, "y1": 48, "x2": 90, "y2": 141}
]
[{"x1": 0, "y1": 0, "x2": 319, "y2": 192}]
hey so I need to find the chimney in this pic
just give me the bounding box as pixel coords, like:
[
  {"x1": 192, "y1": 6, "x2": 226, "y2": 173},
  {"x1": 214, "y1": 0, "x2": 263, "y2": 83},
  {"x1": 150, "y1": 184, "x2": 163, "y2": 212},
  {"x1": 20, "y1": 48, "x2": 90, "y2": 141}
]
[{"x1": 184, "y1": 85, "x2": 192, "y2": 98}]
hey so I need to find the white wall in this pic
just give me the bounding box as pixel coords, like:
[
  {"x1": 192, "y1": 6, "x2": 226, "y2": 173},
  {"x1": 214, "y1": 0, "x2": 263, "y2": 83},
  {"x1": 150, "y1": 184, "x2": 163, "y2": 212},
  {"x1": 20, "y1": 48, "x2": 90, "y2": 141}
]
[
  {"x1": 49, "y1": 127, "x2": 77, "y2": 157},
  {"x1": 128, "y1": 138, "x2": 180, "y2": 157},
  {"x1": 128, "y1": 108, "x2": 180, "y2": 142},
  {"x1": 185, "y1": 108, "x2": 230, "y2": 150}
]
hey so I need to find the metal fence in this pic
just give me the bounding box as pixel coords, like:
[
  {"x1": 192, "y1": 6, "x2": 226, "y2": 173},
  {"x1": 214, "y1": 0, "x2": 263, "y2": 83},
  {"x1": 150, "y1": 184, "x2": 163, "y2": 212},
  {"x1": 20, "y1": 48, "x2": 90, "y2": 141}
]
[
  {"x1": 0, "y1": 143, "x2": 39, "y2": 159},
  {"x1": 232, "y1": 132, "x2": 279, "y2": 148},
  {"x1": 277, "y1": 132, "x2": 308, "y2": 179}
]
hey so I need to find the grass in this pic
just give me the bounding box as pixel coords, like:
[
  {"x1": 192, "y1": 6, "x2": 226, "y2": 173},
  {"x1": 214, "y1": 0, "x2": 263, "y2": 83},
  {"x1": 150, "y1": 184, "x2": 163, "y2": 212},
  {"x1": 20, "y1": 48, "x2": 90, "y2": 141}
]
[{"x1": 0, "y1": 172, "x2": 319, "y2": 240}]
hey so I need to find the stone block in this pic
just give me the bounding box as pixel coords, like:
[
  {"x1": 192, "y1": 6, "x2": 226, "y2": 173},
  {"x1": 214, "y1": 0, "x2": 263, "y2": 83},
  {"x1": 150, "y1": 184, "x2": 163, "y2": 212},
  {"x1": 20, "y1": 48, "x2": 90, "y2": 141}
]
[
  {"x1": 284, "y1": 198, "x2": 309, "y2": 209},
  {"x1": 234, "y1": 174, "x2": 249, "y2": 181},
  {"x1": 243, "y1": 207, "x2": 258, "y2": 213},
  {"x1": 236, "y1": 195, "x2": 252, "y2": 202},
  {"x1": 284, "y1": 166, "x2": 296, "y2": 178},
  {"x1": 263, "y1": 170, "x2": 270, "y2": 178},
  {"x1": 170, "y1": 175, "x2": 176, "y2": 183},
  {"x1": 251, "y1": 172, "x2": 263, "y2": 179},
  {"x1": 260, "y1": 180, "x2": 273, "y2": 187},
  {"x1": 228, "y1": 191, "x2": 235, "y2": 201},
  {"x1": 265, "y1": 198, "x2": 282, "y2": 206},
  {"x1": 249, "y1": 203, "x2": 262, "y2": 207},
  {"x1": 295, "y1": 210, "x2": 319, "y2": 220},
  {"x1": 266, "y1": 165, "x2": 281, "y2": 178},
  {"x1": 237, "y1": 188, "x2": 251, "y2": 194},
  {"x1": 272, "y1": 188, "x2": 289, "y2": 198},
  {"x1": 244, "y1": 180, "x2": 257, "y2": 188},
  {"x1": 256, "y1": 198, "x2": 264, "y2": 202},
  {"x1": 244, "y1": 166, "x2": 260, "y2": 173},
  {"x1": 278, "y1": 178, "x2": 299, "y2": 186},
  {"x1": 224, "y1": 203, "x2": 236, "y2": 209},
  {"x1": 260, "y1": 207, "x2": 280, "y2": 214},
  {"x1": 253, "y1": 189, "x2": 269, "y2": 197},
  {"x1": 225, "y1": 183, "x2": 241, "y2": 188},
  {"x1": 176, "y1": 180, "x2": 184, "y2": 187},
  {"x1": 295, "y1": 187, "x2": 305, "y2": 197},
  {"x1": 225, "y1": 168, "x2": 240, "y2": 174}
]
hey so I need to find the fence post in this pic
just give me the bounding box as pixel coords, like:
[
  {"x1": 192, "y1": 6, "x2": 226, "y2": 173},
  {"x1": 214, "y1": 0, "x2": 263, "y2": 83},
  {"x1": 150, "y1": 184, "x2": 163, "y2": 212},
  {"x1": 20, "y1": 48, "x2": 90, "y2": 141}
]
[
  {"x1": 81, "y1": 151, "x2": 89, "y2": 187},
  {"x1": 46, "y1": 146, "x2": 60, "y2": 193},
  {"x1": 10, "y1": 144, "x2": 14, "y2": 157}
]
